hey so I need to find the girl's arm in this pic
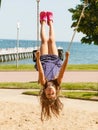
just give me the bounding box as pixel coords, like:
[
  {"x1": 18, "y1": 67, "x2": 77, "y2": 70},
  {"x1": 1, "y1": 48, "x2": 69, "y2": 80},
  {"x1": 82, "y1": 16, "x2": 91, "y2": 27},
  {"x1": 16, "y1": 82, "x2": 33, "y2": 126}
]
[
  {"x1": 36, "y1": 51, "x2": 46, "y2": 85},
  {"x1": 57, "y1": 51, "x2": 70, "y2": 84}
]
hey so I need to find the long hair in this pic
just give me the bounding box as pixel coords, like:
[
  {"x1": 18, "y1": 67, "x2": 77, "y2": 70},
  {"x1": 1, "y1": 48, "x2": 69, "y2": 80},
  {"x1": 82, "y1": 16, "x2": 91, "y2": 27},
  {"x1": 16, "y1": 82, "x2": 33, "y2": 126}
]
[{"x1": 39, "y1": 79, "x2": 63, "y2": 121}]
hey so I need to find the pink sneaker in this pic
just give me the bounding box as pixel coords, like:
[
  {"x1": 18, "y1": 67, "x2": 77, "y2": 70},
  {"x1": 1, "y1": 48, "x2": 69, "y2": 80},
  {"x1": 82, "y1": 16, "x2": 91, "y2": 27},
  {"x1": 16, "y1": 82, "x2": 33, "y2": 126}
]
[
  {"x1": 40, "y1": 11, "x2": 47, "y2": 23},
  {"x1": 47, "y1": 11, "x2": 53, "y2": 25}
]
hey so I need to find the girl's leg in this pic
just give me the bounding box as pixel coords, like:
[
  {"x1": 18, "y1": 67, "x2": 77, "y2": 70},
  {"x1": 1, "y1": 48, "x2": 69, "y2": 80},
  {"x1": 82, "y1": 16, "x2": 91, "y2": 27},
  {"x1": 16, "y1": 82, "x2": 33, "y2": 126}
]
[
  {"x1": 47, "y1": 15, "x2": 58, "y2": 56},
  {"x1": 40, "y1": 12, "x2": 48, "y2": 56}
]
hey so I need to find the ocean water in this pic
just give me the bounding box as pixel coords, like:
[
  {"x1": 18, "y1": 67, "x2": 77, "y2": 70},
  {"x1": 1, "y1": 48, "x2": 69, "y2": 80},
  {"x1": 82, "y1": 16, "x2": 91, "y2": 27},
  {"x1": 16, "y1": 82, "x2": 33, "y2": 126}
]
[{"x1": 0, "y1": 39, "x2": 98, "y2": 65}]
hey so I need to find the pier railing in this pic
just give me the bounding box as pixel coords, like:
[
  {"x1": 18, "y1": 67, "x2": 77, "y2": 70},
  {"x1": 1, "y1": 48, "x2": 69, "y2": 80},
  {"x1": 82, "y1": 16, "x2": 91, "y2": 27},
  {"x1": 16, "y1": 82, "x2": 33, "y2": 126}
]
[
  {"x1": 0, "y1": 46, "x2": 64, "y2": 62},
  {"x1": 0, "y1": 47, "x2": 37, "y2": 62}
]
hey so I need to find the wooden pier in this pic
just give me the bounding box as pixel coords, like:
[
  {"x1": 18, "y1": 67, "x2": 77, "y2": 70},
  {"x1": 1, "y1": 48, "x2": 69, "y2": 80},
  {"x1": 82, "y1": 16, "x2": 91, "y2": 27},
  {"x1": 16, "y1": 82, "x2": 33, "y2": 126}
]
[
  {"x1": 0, "y1": 47, "x2": 36, "y2": 62},
  {"x1": 0, "y1": 46, "x2": 64, "y2": 62}
]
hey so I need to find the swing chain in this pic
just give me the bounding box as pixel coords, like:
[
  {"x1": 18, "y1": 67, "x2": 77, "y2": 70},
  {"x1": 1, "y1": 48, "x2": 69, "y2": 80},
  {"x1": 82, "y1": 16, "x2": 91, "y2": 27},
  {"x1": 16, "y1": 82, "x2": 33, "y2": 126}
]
[{"x1": 67, "y1": 0, "x2": 88, "y2": 52}]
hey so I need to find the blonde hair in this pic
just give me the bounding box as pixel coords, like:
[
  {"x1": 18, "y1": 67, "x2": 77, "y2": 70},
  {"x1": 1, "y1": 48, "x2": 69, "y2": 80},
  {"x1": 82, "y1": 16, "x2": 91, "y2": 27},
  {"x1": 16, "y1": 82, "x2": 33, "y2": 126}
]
[{"x1": 39, "y1": 79, "x2": 63, "y2": 121}]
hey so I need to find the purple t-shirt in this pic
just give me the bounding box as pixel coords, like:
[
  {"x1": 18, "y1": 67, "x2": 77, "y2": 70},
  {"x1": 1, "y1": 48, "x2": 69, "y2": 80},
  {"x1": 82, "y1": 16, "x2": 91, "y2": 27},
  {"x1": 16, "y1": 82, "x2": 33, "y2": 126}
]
[{"x1": 40, "y1": 55, "x2": 62, "y2": 81}]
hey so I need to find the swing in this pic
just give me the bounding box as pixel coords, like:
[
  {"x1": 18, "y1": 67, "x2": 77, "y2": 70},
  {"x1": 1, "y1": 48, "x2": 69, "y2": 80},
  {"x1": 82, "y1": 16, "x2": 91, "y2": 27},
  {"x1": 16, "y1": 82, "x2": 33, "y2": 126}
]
[
  {"x1": 33, "y1": 50, "x2": 37, "y2": 62},
  {"x1": 32, "y1": 47, "x2": 64, "y2": 62},
  {"x1": 67, "y1": 0, "x2": 88, "y2": 51},
  {"x1": 32, "y1": 0, "x2": 88, "y2": 62}
]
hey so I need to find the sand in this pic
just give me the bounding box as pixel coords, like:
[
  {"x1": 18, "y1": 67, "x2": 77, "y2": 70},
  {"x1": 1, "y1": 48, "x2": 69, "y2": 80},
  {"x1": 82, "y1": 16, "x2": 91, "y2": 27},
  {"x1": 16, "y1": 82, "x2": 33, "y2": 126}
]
[{"x1": 0, "y1": 89, "x2": 98, "y2": 130}]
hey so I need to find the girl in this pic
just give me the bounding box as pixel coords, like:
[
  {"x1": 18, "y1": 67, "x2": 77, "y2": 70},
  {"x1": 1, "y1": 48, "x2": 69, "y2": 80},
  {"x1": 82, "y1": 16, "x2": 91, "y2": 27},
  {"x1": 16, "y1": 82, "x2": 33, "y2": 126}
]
[{"x1": 36, "y1": 11, "x2": 70, "y2": 121}]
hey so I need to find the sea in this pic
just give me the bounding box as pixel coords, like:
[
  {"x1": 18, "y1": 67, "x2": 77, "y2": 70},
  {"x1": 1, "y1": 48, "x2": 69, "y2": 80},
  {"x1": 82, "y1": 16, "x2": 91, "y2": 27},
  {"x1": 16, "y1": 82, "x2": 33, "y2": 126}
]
[{"x1": 0, "y1": 39, "x2": 98, "y2": 65}]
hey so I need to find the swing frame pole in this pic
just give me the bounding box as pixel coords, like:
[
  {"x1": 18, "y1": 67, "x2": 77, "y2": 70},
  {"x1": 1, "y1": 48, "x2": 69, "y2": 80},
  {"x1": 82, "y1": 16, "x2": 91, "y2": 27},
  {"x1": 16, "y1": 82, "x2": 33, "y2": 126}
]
[
  {"x1": 36, "y1": 0, "x2": 40, "y2": 49},
  {"x1": 32, "y1": 0, "x2": 40, "y2": 62}
]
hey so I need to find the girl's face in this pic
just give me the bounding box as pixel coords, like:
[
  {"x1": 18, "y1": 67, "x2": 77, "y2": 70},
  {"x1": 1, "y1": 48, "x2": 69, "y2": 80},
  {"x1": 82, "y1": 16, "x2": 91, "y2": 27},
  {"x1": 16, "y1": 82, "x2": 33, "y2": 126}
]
[{"x1": 45, "y1": 82, "x2": 56, "y2": 99}]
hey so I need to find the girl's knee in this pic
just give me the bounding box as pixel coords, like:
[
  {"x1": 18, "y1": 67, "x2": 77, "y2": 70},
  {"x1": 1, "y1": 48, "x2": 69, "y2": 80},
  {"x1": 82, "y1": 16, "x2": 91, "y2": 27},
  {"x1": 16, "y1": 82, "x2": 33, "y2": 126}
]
[
  {"x1": 48, "y1": 38, "x2": 55, "y2": 44},
  {"x1": 41, "y1": 41, "x2": 48, "y2": 46},
  {"x1": 41, "y1": 38, "x2": 48, "y2": 44}
]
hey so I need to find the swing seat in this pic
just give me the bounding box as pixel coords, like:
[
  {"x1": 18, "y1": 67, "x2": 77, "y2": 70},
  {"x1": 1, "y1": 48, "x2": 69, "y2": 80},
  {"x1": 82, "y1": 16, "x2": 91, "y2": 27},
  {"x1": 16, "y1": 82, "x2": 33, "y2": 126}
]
[
  {"x1": 32, "y1": 49, "x2": 37, "y2": 62},
  {"x1": 32, "y1": 48, "x2": 64, "y2": 62},
  {"x1": 58, "y1": 48, "x2": 64, "y2": 61}
]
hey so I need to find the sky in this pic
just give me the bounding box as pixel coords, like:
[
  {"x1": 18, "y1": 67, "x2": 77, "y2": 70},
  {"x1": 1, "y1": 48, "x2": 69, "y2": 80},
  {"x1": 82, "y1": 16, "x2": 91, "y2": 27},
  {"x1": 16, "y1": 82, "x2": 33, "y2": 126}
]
[{"x1": 0, "y1": 0, "x2": 84, "y2": 42}]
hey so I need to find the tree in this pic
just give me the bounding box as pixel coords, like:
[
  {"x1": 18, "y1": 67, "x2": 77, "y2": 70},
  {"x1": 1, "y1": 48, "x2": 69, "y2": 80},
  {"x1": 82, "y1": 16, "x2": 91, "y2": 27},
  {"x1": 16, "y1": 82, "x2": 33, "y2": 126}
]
[
  {"x1": 69, "y1": 0, "x2": 98, "y2": 45},
  {"x1": 0, "y1": 0, "x2": 1, "y2": 7}
]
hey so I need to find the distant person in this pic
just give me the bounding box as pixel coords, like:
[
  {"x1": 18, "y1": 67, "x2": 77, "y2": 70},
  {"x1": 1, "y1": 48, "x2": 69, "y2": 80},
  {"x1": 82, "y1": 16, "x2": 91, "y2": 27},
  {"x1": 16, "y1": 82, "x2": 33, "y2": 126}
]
[{"x1": 36, "y1": 11, "x2": 70, "y2": 121}]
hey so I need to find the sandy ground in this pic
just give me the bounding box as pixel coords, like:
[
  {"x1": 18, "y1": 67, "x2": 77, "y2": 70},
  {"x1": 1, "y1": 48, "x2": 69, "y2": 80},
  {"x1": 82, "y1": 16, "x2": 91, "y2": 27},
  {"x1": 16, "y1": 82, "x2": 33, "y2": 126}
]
[
  {"x1": 0, "y1": 71, "x2": 98, "y2": 130},
  {"x1": 0, "y1": 89, "x2": 98, "y2": 130}
]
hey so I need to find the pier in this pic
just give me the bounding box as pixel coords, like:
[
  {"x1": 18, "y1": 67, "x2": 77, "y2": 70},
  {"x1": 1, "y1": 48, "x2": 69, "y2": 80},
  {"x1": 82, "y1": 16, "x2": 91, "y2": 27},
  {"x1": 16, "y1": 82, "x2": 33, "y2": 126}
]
[
  {"x1": 0, "y1": 47, "x2": 64, "y2": 62},
  {"x1": 0, "y1": 47, "x2": 37, "y2": 62}
]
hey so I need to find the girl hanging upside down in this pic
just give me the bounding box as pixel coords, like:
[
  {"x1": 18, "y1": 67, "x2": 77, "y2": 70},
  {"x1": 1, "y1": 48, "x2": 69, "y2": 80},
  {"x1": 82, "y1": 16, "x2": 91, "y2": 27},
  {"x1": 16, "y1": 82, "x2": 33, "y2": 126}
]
[{"x1": 36, "y1": 11, "x2": 70, "y2": 121}]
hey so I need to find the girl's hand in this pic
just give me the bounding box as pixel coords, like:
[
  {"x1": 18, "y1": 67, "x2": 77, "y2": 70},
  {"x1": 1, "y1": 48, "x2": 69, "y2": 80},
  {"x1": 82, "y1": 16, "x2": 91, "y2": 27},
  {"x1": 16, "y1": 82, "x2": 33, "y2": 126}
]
[
  {"x1": 65, "y1": 51, "x2": 70, "y2": 58},
  {"x1": 36, "y1": 50, "x2": 40, "y2": 59}
]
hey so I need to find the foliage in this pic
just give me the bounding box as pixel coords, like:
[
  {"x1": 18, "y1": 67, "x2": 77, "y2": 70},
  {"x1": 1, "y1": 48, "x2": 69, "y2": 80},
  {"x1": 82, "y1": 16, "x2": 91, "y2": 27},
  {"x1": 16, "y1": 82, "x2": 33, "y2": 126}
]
[
  {"x1": 0, "y1": 0, "x2": 1, "y2": 7},
  {"x1": 69, "y1": 0, "x2": 98, "y2": 45}
]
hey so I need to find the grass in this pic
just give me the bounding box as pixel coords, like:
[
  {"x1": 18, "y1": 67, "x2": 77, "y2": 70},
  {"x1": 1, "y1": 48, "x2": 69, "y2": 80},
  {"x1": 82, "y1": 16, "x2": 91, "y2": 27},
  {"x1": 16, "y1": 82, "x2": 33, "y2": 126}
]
[
  {"x1": 0, "y1": 82, "x2": 98, "y2": 91},
  {"x1": 0, "y1": 64, "x2": 98, "y2": 71},
  {"x1": 0, "y1": 64, "x2": 35, "y2": 71},
  {"x1": 23, "y1": 91, "x2": 39, "y2": 96},
  {"x1": 0, "y1": 82, "x2": 98, "y2": 101},
  {"x1": 67, "y1": 64, "x2": 98, "y2": 70},
  {"x1": 0, "y1": 82, "x2": 40, "y2": 89},
  {"x1": 61, "y1": 82, "x2": 98, "y2": 91},
  {"x1": 22, "y1": 90, "x2": 98, "y2": 101},
  {"x1": 62, "y1": 91, "x2": 98, "y2": 100}
]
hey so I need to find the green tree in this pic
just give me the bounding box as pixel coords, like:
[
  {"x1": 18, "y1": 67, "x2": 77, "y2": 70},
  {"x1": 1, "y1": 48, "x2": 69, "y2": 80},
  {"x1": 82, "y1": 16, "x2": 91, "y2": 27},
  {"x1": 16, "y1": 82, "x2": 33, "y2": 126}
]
[
  {"x1": 0, "y1": 0, "x2": 1, "y2": 7},
  {"x1": 69, "y1": 0, "x2": 98, "y2": 45}
]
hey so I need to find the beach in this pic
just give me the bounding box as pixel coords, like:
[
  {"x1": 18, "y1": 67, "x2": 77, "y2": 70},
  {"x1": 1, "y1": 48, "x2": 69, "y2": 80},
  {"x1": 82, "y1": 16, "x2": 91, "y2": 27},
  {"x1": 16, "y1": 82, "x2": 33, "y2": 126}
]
[{"x1": 0, "y1": 71, "x2": 98, "y2": 130}]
